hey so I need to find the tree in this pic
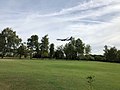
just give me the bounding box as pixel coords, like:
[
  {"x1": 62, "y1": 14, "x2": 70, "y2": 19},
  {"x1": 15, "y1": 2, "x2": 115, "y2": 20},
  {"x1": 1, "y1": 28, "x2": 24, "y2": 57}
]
[
  {"x1": 0, "y1": 27, "x2": 22, "y2": 58},
  {"x1": 55, "y1": 45, "x2": 64, "y2": 59},
  {"x1": 49, "y1": 43, "x2": 54, "y2": 58},
  {"x1": 0, "y1": 33, "x2": 6, "y2": 58},
  {"x1": 27, "y1": 35, "x2": 39, "y2": 59},
  {"x1": 63, "y1": 38, "x2": 85, "y2": 60},
  {"x1": 17, "y1": 43, "x2": 28, "y2": 59},
  {"x1": 75, "y1": 38, "x2": 85, "y2": 55},
  {"x1": 85, "y1": 44, "x2": 91, "y2": 55},
  {"x1": 40, "y1": 35, "x2": 49, "y2": 58},
  {"x1": 117, "y1": 50, "x2": 120, "y2": 62},
  {"x1": 64, "y1": 43, "x2": 77, "y2": 60},
  {"x1": 64, "y1": 38, "x2": 76, "y2": 60},
  {"x1": 104, "y1": 45, "x2": 118, "y2": 62}
]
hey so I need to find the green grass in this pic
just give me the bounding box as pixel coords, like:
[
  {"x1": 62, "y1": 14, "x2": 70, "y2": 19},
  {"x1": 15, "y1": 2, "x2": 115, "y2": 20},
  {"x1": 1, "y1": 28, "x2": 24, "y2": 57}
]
[{"x1": 0, "y1": 59, "x2": 119, "y2": 90}]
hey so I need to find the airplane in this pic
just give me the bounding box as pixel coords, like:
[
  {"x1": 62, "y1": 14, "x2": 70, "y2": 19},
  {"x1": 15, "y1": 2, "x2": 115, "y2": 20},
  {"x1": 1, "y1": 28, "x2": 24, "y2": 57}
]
[{"x1": 57, "y1": 37, "x2": 73, "y2": 41}]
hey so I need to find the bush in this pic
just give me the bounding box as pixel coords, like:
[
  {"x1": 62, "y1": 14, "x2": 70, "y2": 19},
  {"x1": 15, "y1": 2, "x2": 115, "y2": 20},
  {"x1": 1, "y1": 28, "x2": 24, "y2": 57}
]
[
  {"x1": 76, "y1": 55, "x2": 94, "y2": 61},
  {"x1": 92, "y1": 55, "x2": 105, "y2": 61},
  {"x1": 85, "y1": 55, "x2": 95, "y2": 61}
]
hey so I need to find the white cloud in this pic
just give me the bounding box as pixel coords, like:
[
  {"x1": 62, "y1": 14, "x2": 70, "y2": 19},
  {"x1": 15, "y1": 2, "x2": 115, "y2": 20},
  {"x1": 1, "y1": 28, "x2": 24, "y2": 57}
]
[{"x1": 0, "y1": 0, "x2": 120, "y2": 54}]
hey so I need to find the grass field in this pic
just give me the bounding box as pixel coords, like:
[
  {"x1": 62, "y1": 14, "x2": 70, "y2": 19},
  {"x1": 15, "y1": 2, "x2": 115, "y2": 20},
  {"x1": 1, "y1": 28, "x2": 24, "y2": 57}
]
[{"x1": 0, "y1": 59, "x2": 119, "y2": 90}]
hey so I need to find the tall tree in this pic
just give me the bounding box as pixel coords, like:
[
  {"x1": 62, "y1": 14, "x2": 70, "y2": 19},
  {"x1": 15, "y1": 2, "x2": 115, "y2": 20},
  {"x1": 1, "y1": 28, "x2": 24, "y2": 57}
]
[
  {"x1": 0, "y1": 33, "x2": 6, "y2": 58},
  {"x1": 117, "y1": 50, "x2": 120, "y2": 62},
  {"x1": 85, "y1": 44, "x2": 91, "y2": 55},
  {"x1": 64, "y1": 43, "x2": 77, "y2": 60},
  {"x1": 40, "y1": 35, "x2": 49, "y2": 58},
  {"x1": 27, "y1": 35, "x2": 39, "y2": 59},
  {"x1": 104, "y1": 45, "x2": 118, "y2": 62},
  {"x1": 49, "y1": 43, "x2": 54, "y2": 58},
  {"x1": 55, "y1": 45, "x2": 64, "y2": 59},
  {"x1": 0, "y1": 27, "x2": 21, "y2": 58},
  {"x1": 17, "y1": 43, "x2": 28, "y2": 59},
  {"x1": 75, "y1": 38, "x2": 85, "y2": 55},
  {"x1": 64, "y1": 38, "x2": 85, "y2": 60}
]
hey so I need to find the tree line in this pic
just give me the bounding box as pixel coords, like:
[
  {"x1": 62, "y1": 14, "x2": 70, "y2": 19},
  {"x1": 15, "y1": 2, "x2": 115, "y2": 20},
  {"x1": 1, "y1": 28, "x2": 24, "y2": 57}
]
[{"x1": 0, "y1": 27, "x2": 120, "y2": 63}]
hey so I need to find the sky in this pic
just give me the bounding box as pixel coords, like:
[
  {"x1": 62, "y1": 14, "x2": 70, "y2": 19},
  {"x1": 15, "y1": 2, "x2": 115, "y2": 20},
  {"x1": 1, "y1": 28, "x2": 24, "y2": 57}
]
[{"x1": 0, "y1": 0, "x2": 120, "y2": 54}]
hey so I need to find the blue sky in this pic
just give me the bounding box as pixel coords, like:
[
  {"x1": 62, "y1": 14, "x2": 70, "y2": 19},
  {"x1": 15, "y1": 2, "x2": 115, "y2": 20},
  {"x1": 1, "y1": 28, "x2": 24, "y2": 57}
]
[{"x1": 0, "y1": 0, "x2": 120, "y2": 54}]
